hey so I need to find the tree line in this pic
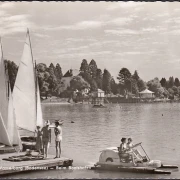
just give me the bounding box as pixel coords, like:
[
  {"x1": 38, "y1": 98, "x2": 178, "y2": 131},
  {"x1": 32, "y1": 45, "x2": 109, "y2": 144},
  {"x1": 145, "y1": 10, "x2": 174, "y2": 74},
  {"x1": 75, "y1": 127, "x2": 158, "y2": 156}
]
[{"x1": 4, "y1": 59, "x2": 180, "y2": 99}]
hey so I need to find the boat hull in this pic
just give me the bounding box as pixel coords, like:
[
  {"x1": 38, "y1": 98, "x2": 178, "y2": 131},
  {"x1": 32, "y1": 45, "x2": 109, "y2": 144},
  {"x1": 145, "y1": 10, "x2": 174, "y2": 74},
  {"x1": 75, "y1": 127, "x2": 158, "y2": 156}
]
[{"x1": 92, "y1": 164, "x2": 171, "y2": 174}]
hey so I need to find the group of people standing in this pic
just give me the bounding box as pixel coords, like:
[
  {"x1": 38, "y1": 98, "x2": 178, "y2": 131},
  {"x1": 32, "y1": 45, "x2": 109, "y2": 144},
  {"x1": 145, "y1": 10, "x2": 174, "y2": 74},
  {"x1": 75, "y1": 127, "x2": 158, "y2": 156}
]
[{"x1": 35, "y1": 120, "x2": 63, "y2": 159}]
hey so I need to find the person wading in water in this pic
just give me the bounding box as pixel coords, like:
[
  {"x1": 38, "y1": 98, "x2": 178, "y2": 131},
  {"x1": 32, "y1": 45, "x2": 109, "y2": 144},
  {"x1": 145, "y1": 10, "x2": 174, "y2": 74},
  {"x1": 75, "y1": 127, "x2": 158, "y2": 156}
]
[{"x1": 54, "y1": 120, "x2": 63, "y2": 158}]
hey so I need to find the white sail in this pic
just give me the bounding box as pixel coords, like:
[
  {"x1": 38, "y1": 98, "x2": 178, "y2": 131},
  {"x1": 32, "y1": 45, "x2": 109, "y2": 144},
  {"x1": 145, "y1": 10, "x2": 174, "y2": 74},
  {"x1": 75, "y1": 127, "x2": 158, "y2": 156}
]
[
  {"x1": 0, "y1": 38, "x2": 8, "y2": 128},
  {"x1": 0, "y1": 113, "x2": 12, "y2": 146},
  {"x1": 7, "y1": 83, "x2": 22, "y2": 148},
  {"x1": 0, "y1": 38, "x2": 11, "y2": 146},
  {"x1": 36, "y1": 78, "x2": 43, "y2": 128},
  {"x1": 0, "y1": 38, "x2": 21, "y2": 147},
  {"x1": 13, "y1": 30, "x2": 37, "y2": 132}
]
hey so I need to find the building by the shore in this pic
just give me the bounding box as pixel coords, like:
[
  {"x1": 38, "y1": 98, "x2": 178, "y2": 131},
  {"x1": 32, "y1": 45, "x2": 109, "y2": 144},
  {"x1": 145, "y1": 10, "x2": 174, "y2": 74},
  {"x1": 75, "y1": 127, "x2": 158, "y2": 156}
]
[{"x1": 139, "y1": 89, "x2": 154, "y2": 98}]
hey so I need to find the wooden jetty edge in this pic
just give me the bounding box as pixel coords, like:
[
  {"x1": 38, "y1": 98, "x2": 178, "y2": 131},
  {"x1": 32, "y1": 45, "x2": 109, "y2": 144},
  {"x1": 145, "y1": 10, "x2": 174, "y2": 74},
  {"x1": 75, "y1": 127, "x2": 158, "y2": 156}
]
[
  {"x1": 0, "y1": 152, "x2": 73, "y2": 176},
  {"x1": 91, "y1": 164, "x2": 171, "y2": 174}
]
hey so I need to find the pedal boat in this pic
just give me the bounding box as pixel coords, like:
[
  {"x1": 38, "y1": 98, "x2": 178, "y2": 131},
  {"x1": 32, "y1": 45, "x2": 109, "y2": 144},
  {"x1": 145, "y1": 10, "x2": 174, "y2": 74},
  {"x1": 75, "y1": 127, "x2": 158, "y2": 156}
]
[{"x1": 91, "y1": 143, "x2": 178, "y2": 174}]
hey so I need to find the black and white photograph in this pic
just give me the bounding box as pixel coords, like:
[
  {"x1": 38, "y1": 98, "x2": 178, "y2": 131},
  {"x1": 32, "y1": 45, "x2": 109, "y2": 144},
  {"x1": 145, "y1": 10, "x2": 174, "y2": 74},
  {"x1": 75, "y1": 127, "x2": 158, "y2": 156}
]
[{"x1": 0, "y1": 1, "x2": 179, "y2": 179}]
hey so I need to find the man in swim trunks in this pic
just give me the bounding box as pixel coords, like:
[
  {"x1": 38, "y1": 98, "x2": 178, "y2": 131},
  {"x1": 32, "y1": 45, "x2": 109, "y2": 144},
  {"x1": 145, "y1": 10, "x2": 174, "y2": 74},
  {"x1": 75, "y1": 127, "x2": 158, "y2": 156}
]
[
  {"x1": 41, "y1": 120, "x2": 51, "y2": 159},
  {"x1": 54, "y1": 120, "x2": 63, "y2": 158}
]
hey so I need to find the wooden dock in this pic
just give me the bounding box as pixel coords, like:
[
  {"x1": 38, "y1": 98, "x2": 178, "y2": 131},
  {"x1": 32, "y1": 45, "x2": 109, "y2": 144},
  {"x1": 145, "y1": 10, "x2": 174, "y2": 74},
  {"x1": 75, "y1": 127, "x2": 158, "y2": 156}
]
[{"x1": 0, "y1": 152, "x2": 73, "y2": 176}]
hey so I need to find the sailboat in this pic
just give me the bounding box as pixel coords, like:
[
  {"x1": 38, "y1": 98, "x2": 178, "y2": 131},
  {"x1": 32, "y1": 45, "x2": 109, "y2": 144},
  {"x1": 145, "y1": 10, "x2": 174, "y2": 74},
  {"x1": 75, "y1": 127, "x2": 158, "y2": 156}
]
[
  {"x1": 13, "y1": 29, "x2": 44, "y2": 150},
  {"x1": 0, "y1": 38, "x2": 22, "y2": 150}
]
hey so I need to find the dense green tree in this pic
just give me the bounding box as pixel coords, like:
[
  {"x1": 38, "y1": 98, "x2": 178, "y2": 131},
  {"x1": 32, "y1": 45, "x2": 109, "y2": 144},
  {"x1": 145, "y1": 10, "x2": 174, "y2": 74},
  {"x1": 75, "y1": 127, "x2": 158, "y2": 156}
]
[
  {"x1": 102, "y1": 69, "x2": 111, "y2": 94},
  {"x1": 167, "y1": 76, "x2": 174, "y2": 88},
  {"x1": 130, "y1": 78, "x2": 139, "y2": 94},
  {"x1": 90, "y1": 79, "x2": 98, "y2": 91},
  {"x1": 168, "y1": 88, "x2": 174, "y2": 99},
  {"x1": 47, "y1": 63, "x2": 58, "y2": 95},
  {"x1": 174, "y1": 78, "x2": 180, "y2": 87},
  {"x1": 110, "y1": 78, "x2": 118, "y2": 95},
  {"x1": 79, "y1": 59, "x2": 98, "y2": 91},
  {"x1": 96, "y1": 68, "x2": 103, "y2": 89},
  {"x1": 69, "y1": 76, "x2": 90, "y2": 91},
  {"x1": 117, "y1": 68, "x2": 131, "y2": 92},
  {"x1": 137, "y1": 79, "x2": 146, "y2": 92},
  {"x1": 178, "y1": 86, "x2": 180, "y2": 97},
  {"x1": 37, "y1": 63, "x2": 47, "y2": 72},
  {"x1": 54, "y1": 63, "x2": 63, "y2": 82},
  {"x1": 117, "y1": 68, "x2": 131, "y2": 85},
  {"x1": 147, "y1": 77, "x2": 162, "y2": 96},
  {"x1": 172, "y1": 86, "x2": 179, "y2": 95},
  {"x1": 89, "y1": 59, "x2": 98, "y2": 79},
  {"x1": 160, "y1": 78, "x2": 167, "y2": 88},
  {"x1": 132, "y1": 70, "x2": 139, "y2": 81},
  {"x1": 80, "y1": 59, "x2": 89, "y2": 73}
]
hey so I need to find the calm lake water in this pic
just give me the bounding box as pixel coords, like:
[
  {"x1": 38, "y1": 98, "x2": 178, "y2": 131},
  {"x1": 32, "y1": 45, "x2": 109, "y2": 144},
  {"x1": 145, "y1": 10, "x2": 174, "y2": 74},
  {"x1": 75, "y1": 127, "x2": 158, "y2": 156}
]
[{"x1": 8, "y1": 103, "x2": 180, "y2": 178}]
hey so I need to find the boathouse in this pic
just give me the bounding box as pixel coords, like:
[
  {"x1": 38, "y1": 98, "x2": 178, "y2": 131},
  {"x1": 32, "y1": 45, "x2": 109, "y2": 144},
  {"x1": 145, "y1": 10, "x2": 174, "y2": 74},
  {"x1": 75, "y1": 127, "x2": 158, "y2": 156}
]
[
  {"x1": 91, "y1": 89, "x2": 105, "y2": 105},
  {"x1": 92, "y1": 89, "x2": 105, "y2": 98},
  {"x1": 139, "y1": 89, "x2": 154, "y2": 98}
]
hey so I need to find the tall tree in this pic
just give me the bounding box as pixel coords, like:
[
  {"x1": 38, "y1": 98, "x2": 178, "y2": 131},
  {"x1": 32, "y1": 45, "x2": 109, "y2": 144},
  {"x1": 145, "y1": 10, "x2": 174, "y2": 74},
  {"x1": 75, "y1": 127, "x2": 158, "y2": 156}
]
[
  {"x1": 132, "y1": 70, "x2": 139, "y2": 81},
  {"x1": 117, "y1": 68, "x2": 132, "y2": 92},
  {"x1": 80, "y1": 59, "x2": 89, "y2": 73},
  {"x1": 102, "y1": 69, "x2": 111, "y2": 94},
  {"x1": 89, "y1": 59, "x2": 98, "y2": 79},
  {"x1": 96, "y1": 68, "x2": 103, "y2": 89},
  {"x1": 160, "y1": 78, "x2": 167, "y2": 88},
  {"x1": 111, "y1": 77, "x2": 118, "y2": 95},
  {"x1": 174, "y1": 78, "x2": 180, "y2": 87},
  {"x1": 54, "y1": 63, "x2": 63, "y2": 83},
  {"x1": 79, "y1": 59, "x2": 96, "y2": 90},
  {"x1": 168, "y1": 76, "x2": 174, "y2": 88},
  {"x1": 47, "y1": 63, "x2": 57, "y2": 95},
  {"x1": 137, "y1": 79, "x2": 146, "y2": 92},
  {"x1": 130, "y1": 78, "x2": 139, "y2": 94}
]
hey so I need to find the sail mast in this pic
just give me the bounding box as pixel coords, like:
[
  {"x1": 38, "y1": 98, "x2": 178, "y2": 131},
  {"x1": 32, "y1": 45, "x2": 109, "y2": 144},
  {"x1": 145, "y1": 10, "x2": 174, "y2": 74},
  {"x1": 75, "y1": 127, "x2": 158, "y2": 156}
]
[
  {"x1": 35, "y1": 60, "x2": 38, "y2": 125},
  {"x1": 27, "y1": 29, "x2": 37, "y2": 128}
]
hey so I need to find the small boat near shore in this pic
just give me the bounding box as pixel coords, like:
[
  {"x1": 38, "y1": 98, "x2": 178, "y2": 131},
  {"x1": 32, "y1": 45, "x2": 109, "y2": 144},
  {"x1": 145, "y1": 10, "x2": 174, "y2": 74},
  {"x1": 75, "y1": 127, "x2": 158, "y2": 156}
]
[
  {"x1": 91, "y1": 143, "x2": 178, "y2": 174},
  {"x1": 92, "y1": 104, "x2": 106, "y2": 108}
]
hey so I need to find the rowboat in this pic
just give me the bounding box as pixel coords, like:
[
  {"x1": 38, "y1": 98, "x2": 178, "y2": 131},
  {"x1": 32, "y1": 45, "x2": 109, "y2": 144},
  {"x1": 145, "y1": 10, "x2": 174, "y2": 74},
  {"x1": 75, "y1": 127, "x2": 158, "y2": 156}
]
[
  {"x1": 92, "y1": 104, "x2": 106, "y2": 108},
  {"x1": 91, "y1": 143, "x2": 178, "y2": 174}
]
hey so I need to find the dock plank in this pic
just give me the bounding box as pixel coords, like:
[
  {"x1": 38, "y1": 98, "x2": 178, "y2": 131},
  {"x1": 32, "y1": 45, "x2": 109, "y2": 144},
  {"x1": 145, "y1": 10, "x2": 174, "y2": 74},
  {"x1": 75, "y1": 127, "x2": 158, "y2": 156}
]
[{"x1": 0, "y1": 152, "x2": 73, "y2": 176}]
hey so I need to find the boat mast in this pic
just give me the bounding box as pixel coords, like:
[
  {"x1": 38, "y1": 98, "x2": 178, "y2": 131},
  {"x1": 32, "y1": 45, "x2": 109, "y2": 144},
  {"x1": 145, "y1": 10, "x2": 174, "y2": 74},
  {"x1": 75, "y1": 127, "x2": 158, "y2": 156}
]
[{"x1": 27, "y1": 28, "x2": 37, "y2": 131}]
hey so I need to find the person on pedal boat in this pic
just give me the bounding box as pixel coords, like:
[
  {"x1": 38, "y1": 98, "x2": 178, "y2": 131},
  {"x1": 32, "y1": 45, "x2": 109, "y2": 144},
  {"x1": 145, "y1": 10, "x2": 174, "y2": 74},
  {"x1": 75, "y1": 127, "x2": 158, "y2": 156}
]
[
  {"x1": 118, "y1": 138, "x2": 136, "y2": 166},
  {"x1": 127, "y1": 138, "x2": 144, "y2": 163},
  {"x1": 127, "y1": 138, "x2": 133, "y2": 152}
]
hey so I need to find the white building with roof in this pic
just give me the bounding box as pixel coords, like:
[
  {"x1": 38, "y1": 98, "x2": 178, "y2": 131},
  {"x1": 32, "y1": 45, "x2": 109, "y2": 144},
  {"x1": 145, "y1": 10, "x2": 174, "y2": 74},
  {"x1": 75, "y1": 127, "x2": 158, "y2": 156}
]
[{"x1": 139, "y1": 89, "x2": 154, "y2": 98}]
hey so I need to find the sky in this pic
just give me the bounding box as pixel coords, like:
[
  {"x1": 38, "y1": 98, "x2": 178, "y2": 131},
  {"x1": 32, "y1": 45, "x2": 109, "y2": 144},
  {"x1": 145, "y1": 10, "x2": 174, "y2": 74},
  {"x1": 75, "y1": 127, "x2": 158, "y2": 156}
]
[{"x1": 1, "y1": 1, "x2": 180, "y2": 82}]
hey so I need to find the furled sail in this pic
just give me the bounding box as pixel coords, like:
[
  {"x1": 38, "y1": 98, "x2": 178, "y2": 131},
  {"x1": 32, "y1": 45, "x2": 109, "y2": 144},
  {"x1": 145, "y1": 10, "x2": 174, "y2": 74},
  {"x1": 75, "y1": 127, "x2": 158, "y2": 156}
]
[{"x1": 13, "y1": 30, "x2": 43, "y2": 132}]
